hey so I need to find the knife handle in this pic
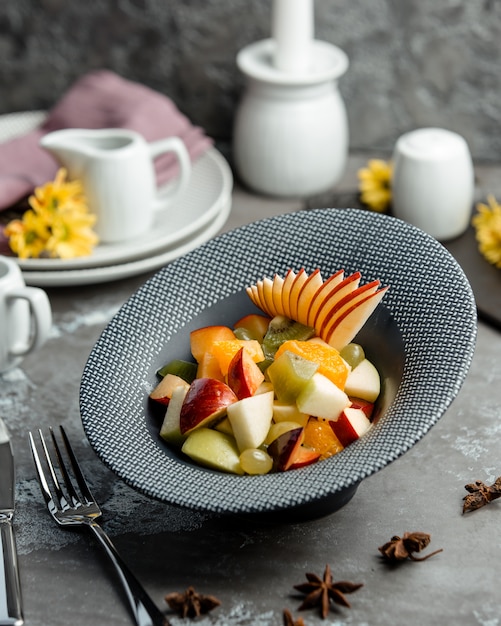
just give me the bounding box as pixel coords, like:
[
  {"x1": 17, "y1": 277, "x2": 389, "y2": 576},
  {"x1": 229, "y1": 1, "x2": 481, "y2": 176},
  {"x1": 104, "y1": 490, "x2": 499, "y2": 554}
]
[{"x1": 0, "y1": 514, "x2": 23, "y2": 626}]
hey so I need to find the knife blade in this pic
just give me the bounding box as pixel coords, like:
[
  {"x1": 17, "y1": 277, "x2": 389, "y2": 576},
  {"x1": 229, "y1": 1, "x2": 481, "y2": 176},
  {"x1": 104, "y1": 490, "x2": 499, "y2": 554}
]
[{"x1": 0, "y1": 418, "x2": 23, "y2": 626}]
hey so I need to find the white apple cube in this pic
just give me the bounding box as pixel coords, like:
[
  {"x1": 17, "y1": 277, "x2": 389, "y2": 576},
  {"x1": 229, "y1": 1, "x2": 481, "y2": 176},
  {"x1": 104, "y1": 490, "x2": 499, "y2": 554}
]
[
  {"x1": 296, "y1": 373, "x2": 350, "y2": 420},
  {"x1": 160, "y1": 385, "x2": 189, "y2": 447},
  {"x1": 227, "y1": 390, "x2": 274, "y2": 452},
  {"x1": 344, "y1": 358, "x2": 380, "y2": 403},
  {"x1": 272, "y1": 402, "x2": 309, "y2": 427}
]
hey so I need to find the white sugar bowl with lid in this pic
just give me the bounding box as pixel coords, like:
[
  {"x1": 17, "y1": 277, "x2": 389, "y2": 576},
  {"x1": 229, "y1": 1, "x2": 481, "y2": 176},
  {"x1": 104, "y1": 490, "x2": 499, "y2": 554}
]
[{"x1": 391, "y1": 127, "x2": 474, "y2": 241}]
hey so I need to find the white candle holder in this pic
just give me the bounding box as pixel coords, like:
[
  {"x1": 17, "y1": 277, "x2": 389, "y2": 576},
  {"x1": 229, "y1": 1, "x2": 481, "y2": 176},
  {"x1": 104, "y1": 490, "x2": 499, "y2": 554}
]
[{"x1": 233, "y1": 38, "x2": 349, "y2": 198}]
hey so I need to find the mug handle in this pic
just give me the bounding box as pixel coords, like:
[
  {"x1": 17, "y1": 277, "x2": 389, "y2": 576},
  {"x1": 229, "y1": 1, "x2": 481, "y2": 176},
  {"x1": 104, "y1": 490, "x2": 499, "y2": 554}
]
[
  {"x1": 7, "y1": 288, "x2": 52, "y2": 357},
  {"x1": 148, "y1": 137, "x2": 191, "y2": 210}
]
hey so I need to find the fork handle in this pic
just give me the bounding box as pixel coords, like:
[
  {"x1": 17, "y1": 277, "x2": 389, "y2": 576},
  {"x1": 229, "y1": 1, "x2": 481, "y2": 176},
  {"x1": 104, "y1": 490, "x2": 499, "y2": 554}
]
[{"x1": 87, "y1": 520, "x2": 170, "y2": 626}]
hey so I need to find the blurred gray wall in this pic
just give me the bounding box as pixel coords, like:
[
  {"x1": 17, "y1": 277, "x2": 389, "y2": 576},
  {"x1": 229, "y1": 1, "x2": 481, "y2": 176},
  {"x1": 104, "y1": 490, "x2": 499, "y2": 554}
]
[{"x1": 0, "y1": 0, "x2": 500, "y2": 162}]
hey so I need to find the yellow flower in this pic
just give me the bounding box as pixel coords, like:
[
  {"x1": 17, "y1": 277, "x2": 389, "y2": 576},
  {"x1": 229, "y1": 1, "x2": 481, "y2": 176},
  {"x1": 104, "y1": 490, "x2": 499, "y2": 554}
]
[
  {"x1": 3, "y1": 168, "x2": 98, "y2": 259},
  {"x1": 4, "y1": 209, "x2": 51, "y2": 259},
  {"x1": 358, "y1": 159, "x2": 392, "y2": 213},
  {"x1": 472, "y1": 194, "x2": 501, "y2": 268},
  {"x1": 45, "y1": 206, "x2": 98, "y2": 259}
]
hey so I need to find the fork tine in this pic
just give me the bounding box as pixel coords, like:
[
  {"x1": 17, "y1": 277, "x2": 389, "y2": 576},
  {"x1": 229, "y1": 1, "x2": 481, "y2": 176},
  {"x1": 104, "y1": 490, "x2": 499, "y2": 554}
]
[
  {"x1": 50, "y1": 427, "x2": 80, "y2": 508},
  {"x1": 30, "y1": 429, "x2": 71, "y2": 512},
  {"x1": 59, "y1": 425, "x2": 96, "y2": 505},
  {"x1": 28, "y1": 431, "x2": 53, "y2": 507}
]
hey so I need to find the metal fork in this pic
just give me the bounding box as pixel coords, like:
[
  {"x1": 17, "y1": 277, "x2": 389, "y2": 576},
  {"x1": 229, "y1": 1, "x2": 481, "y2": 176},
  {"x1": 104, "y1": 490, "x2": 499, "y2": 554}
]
[{"x1": 29, "y1": 426, "x2": 170, "y2": 626}]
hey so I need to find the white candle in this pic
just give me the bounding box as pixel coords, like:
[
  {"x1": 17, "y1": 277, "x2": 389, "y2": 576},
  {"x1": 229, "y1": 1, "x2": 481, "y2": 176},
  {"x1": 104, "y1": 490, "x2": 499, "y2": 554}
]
[{"x1": 271, "y1": 0, "x2": 314, "y2": 73}]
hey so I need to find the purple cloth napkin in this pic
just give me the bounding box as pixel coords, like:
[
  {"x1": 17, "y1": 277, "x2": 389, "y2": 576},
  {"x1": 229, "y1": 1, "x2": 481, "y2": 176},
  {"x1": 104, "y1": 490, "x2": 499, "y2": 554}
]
[{"x1": 0, "y1": 70, "x2": 213, "y2": 211}]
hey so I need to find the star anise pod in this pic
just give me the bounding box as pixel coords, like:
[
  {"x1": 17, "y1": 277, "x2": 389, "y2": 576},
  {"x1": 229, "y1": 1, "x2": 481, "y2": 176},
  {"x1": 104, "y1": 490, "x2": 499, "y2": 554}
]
[
  {"x1": 379, "y1": 532, "x2": 443, "y2": 562},
  {"x1": 164, "y1": 586, "x2": 221, "y2": 618},
  {"x1": 293, "y1": 564, "x2": 363, "y2": 619},
  {"x1": 463, "y1": 476, "x2": 501, "y2": 513},
  {"x1": 283, "y1": 608, "x2": 307, "y2": 626}
]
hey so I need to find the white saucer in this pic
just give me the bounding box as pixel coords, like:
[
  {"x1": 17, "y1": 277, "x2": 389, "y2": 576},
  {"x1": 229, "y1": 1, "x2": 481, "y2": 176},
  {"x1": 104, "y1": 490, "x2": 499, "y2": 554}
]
[
  {"x1": 22, "y1": 194, "x2": 231, "y2": 286},
  {"x1": 0, "y1": 111, "x2": 233, "y2": 270}
]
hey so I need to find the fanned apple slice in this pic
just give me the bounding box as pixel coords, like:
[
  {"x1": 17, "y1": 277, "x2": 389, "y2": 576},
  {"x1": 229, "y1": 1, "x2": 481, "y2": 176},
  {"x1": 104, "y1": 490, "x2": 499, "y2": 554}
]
[
  {"x1": 296, "y1": 268, "x2": 323, "y2": 327},
  {"x1": 281, "y1": 269, "x2": 297, "y2": 319},
  {"x1": 272, "y1": 274, "x2": 286, "y2": 316},
  {"x1": 288, "y1": 268, "x2": 308, "y2": 322},
  {"x1": 319, "y1": 280, "x2": 380, "y2": 339},
  {"x1": 306, "y1": 269, "x2": 344, "y2": 328},
  {"x1": 262, "y1": 277, "x2": 275, "y2": 316},
  {"x1": 324, "y1": 287, "x2": 389, "y2": 350},
  {"x1": 246, "y1": 284, "x2": 264, "y2": 312},
  {"x1": 314, "y1": 272, "x2": 361, "y2": 331},
  {"x1": 257, "y1": 281, "x2": 274, "y2": 317}
]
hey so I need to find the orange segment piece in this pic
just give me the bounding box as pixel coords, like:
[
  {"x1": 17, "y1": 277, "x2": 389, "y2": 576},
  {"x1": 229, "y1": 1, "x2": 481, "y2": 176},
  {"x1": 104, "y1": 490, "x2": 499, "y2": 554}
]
[
  {"x1": 275, "y1": 339, "x2": 350, "y2": 389},
  {"x1": 303, "y1": 417, "x2": 344, "y2": 460},
  {"x1": 211, "y1": 339, "x2": 265, "y2": 376}
]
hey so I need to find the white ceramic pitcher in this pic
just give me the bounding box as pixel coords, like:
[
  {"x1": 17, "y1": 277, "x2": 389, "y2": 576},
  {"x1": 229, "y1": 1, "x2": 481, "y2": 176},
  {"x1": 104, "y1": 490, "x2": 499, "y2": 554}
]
[{"x1": 40, "y1": 128, "x2": 191, "y2": 244}]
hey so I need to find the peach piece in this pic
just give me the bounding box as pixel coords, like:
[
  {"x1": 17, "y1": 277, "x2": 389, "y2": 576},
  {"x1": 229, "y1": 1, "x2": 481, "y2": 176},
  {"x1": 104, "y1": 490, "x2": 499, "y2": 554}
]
[
  {"x1": 190, "y1": 325, "x2": 235, "y2": 362},
  {"x1": 234, "y1": 313, "x2": 271, "y2": 342}
]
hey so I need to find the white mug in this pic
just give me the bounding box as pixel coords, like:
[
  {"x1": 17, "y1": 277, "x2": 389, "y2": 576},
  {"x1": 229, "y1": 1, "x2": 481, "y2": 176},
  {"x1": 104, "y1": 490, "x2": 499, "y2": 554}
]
[
  {"x1": 40, "y1": 128, "x2": 192, "y2": 244},
  {"x1": 0, "y1": 256, "x2": 52, "y2": 374},
  {"x1": 391, "y1": 128, "x2": 474, "y2": 241}
]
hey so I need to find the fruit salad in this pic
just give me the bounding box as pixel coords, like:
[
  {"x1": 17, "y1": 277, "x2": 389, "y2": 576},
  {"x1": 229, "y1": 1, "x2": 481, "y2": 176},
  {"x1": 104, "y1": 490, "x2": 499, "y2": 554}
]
[{"x1": 150, "y1": 269, "x2": 388, "y2": 475}]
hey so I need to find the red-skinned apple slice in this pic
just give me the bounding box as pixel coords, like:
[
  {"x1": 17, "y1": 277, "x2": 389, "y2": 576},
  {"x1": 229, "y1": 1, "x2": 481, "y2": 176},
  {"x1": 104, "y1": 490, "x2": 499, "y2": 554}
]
[
  {"x1": 296, "y1": 268, "x2": 323, "y2": 326},
  {"x1": 150, "y1": 373, "x2": 190, "y2": 406},
  {"x1": 227, "y1": 346, "x2": 265, "y2": 399},
  {"x1": 349, "y1": 397, "x2": 375, "y2": 419},
  {"x1": 179, "y1": 377, "x2": 238, "y2": 435},
  {"x1": 324, "y1": 287, "x2": 389, "y2": 350},
  {"x1": 281, "y1": 269, "x2": 297, "y2": 319},
  {"x1": 313, "y1": 271, "x2": 361, "y2": 330},
  {"x1": 288, "y1": 268, "x2": 308, "y2": 322},
  {"x1": 288, "y1": 445, "x2": 321, "y2": 470},
  {"x1": 319, "y1": 280, "x2": 380, "y2": 339},
  {"x1": 330, "y1": 406, "x2": 371, "y2": 447},
  {"x1": 306, "y1": 269, "x2": 344, "y2": 328},
  {"x1": 267, "y1": 426, "x2": 304, "y2": 471}
]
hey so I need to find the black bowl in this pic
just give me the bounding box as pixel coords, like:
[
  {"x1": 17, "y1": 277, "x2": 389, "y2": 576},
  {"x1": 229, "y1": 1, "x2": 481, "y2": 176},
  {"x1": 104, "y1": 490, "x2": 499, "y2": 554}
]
[{"x1": 80, "y1": 208, "x2": 476, "y2": 520}]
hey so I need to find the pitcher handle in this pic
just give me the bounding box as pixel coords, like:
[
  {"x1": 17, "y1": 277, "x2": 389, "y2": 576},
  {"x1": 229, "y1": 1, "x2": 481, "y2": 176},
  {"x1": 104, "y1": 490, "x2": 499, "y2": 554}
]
[
  {"x1": 149, "y1": 137, "x2": 191, "y2": 210},
  {"x1": 7, "y1": 287, "x2": 52, "y2": 358}
]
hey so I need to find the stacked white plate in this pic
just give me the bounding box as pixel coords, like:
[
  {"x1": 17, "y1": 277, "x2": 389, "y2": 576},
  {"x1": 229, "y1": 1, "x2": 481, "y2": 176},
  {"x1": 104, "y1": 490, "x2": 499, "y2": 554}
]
[{"x1": 0, "y1": 111, "x2": 233, "y2": 286}]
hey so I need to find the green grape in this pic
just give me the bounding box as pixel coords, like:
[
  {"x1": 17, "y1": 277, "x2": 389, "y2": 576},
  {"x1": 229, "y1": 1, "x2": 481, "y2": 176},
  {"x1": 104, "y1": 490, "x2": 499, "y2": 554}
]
[
  {"x1": 340, "y1": 343, "x2": 365, "y2": 369},
  {"x1": 240, "y1": 448, "x2": 273, "y2": 475},
  {"x1": 233, "y1": 327, "x2": 255, "y2": 341}
]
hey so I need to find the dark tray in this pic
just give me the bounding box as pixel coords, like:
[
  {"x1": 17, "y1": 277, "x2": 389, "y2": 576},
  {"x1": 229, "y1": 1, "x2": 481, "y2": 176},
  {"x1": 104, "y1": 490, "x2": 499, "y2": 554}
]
[{"x1": 443, "y1": 222, "x2": 501, "y2": 331}]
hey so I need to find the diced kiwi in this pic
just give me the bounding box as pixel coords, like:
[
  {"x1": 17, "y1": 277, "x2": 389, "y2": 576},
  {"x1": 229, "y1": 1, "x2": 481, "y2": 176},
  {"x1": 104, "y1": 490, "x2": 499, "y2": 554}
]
[
  {"x1": 266, "y1": 350, "x2": 318, "y2": 404},
  {"x1": 157, "y1": 359, "x2": 198, "y2": 383},
  {"x1": 262, "y1": 315, "x2": 315, "y2": 360}
]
